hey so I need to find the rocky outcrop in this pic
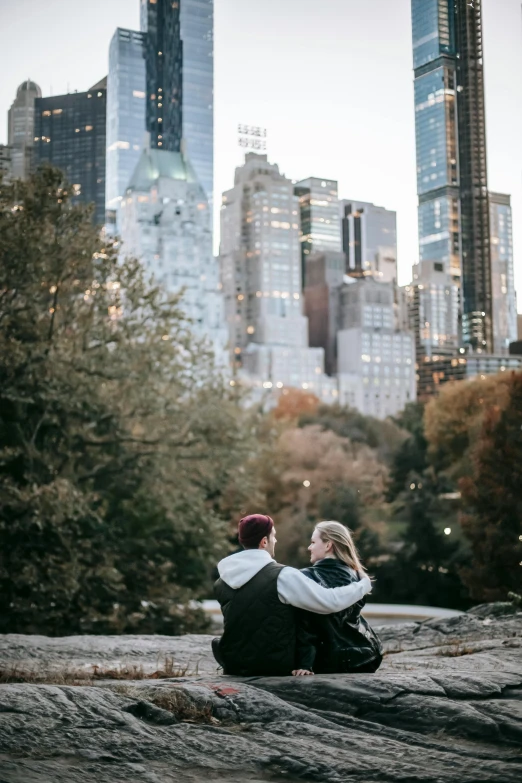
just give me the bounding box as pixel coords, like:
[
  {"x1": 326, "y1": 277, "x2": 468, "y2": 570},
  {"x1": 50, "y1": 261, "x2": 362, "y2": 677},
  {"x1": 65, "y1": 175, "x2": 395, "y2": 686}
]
[
  {"x1": 0, "y1": 605, "x2": 521, "y2": 782},
  {"x1": 0, "y1": 631, "x2": 216, "y2": 678}
]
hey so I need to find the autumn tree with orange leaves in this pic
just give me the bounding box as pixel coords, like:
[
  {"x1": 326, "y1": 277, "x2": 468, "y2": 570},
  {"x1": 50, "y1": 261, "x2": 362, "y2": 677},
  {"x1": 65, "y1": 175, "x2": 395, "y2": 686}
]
[
  {"x1": 272, "y1": 388, "x2": 320, "y2": 421},
  {"x1": 424, "y1": 373, "x2": 512, "y2": 479},
  {"x1": 459, "y1": 373, "x2": 522, "y2": 601}
]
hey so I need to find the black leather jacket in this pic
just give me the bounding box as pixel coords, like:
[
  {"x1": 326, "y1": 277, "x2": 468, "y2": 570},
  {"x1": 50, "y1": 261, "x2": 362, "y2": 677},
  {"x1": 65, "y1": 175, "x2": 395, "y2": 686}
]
[{"x1": 296, "y1": 558, "x2": 382, "y2": 673}]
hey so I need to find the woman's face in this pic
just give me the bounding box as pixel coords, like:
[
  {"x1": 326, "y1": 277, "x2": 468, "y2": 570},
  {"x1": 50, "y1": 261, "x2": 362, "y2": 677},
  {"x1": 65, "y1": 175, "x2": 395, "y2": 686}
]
[{"x1": 308, "y1": 529, "x2": 332, "y2": 563}]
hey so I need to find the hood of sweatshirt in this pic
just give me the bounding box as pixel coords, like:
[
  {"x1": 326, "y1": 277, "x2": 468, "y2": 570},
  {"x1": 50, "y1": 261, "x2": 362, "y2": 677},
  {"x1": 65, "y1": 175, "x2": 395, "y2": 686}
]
[{"x1": 217, "y1": 549, "x2": 273, "y2": 589}]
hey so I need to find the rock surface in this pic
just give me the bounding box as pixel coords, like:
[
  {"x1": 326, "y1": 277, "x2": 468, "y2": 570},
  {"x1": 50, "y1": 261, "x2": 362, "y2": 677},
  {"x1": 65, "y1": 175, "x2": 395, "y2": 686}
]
[{"x1": 0, "y1": 605, "x2": 521, "y2": 782}]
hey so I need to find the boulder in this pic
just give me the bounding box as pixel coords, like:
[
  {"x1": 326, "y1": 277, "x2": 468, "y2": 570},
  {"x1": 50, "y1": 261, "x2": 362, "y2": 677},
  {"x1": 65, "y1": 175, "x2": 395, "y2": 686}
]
[{"x1": 0, "y1": 606, "x2": 521, "y2": 782}]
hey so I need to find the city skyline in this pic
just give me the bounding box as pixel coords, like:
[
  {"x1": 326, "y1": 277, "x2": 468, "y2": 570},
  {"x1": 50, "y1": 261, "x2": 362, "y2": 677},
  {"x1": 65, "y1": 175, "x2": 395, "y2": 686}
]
[{"x1": 0, "y1": 0, "x2": 520, "y2": 304}]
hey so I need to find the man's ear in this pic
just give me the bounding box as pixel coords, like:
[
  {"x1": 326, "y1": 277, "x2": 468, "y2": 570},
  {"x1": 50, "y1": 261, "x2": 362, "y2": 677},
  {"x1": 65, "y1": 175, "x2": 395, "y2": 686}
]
[{"x1": 259, "y1": 536, "x2": 268, "y2": 550}]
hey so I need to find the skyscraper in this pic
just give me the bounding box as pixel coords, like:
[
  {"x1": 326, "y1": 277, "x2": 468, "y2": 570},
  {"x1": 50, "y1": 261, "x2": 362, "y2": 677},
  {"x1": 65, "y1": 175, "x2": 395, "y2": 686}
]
[
  {"x1": 33, "y1": 80, "x2": 107, "y2": 225},
  {"x1": 220, "y1": 153, "x2": 337, "y2": 400},
  {"x1": 294, "y1": 177, "x2": 341, "y2": 288},
  {"x1": 140, "y1": 0, "x2": 214, "y2": 204},
  {"x1": 337, "y1": 277, "x2": 416, "y2": 418},
  {"x1": 8, "y1": 80, "x2": 41, "y2": 179},
  {"x1": 106, "y1": 28, "x2": 146, "y2": 222},
  {"x1": 411, "y1": 0, "x2": 492, "y2": 351},
  {"x1": 178, "y1": 0, "x2": 214, "y2": 204},
  {"x1": 340, "y1": 199, "x2": 397, "y2": 283},
  {"x1": 119, "y1": 146, "x2": 227, "y2": 365},
  {"x1": 409, "y1": 261, "x2": 460, "y2": 354},
  {"x1": 141, "y1": 0, "x2": 183, "y2": 154},
  {"x1": 304, "y1": 251, "x2": 345, "y2": 376},
  {"x1": 489, "y1": 192, "x2": 517, "y2": 354},
  {"x1": 221, "y1": 154, "x2": 304, "y2": 355},
  {"x1": 406, "y1": 259, "x2": 460, "y2": 397}
]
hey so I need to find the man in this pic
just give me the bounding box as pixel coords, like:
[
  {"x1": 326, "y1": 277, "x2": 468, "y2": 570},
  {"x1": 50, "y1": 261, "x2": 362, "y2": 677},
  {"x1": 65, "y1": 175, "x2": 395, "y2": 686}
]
[{"x1": 212, "y1": 514, "x2": 372, "y2": 676}]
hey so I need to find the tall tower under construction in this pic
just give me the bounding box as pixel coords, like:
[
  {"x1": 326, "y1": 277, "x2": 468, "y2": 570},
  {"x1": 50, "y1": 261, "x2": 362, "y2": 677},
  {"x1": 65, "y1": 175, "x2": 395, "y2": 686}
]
[{"x1": 411, "y1": 0, "x2": 492, "y2": 352}]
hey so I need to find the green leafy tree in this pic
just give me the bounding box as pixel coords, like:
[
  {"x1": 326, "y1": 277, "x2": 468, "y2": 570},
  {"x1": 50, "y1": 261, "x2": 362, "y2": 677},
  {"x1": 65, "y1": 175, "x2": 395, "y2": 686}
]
[
  {"x1": 317, "y1": 483, "x2": 381, "y2": 564},
  {"x1": 459, "y1": 372, "x2": 522, "y2": 601},
  {"x1": 374, "y1": 477, "x2": 471, "y2": 609},
  {"x1": 317, "y1": 484, "x2": 360, "y2": 531},
  {"x1": 0, "y1": 168, "x2": 257, "y2": 635},
  {"x1": 386, "y1": 402, "x2": 428, "y2": 502},
  {"x1": 380, "y1": 403, "x2": 471, "y2": 609}
]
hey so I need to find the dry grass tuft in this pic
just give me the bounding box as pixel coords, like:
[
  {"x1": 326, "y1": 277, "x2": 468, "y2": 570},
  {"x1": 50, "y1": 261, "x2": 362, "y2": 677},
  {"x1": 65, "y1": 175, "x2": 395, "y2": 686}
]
[
  {"x1": 0, "y1": 656, "x2": 198, "y2": 685},
  {"x1": 110, "y1": 683, "x2": 217, "y2": 725},
  {"x1": 435, "y1": 644, "x2": 476, "y2": 658}
]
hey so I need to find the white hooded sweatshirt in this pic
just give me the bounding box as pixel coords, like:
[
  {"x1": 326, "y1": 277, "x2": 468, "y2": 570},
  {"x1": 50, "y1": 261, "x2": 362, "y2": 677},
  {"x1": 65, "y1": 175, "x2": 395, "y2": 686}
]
[{"x1": 217, "y1": 549, "x2": 371, "y2": 614}]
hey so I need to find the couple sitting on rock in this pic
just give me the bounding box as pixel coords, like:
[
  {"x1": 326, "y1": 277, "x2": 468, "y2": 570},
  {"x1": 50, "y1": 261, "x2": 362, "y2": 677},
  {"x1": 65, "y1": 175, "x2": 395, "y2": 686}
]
[{"x1": 212, "y1": 514, "x2": 382, "y2": 677}]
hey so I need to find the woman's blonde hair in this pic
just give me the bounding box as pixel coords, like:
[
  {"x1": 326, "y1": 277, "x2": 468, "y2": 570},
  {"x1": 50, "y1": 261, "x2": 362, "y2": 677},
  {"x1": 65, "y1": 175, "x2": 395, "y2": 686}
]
[{"x1": 315, "y1": 521, "x2": 366, "y2": 573}]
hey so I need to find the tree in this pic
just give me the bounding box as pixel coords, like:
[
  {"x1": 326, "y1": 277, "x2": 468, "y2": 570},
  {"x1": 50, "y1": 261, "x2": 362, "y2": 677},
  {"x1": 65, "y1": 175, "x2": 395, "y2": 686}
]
[
  {"x1": 317, "y1": 483, "x2": 381, "y2": 565},
  {"x1": 0, "y1": 168, "x2": 258, "y2": 635},
  {"x1": 459, "y1": 372, "x2": 522, "y2": 601},
  {"x1": 299, "y1": 403, "x2": 407, "y2": 464},
  {"x1": 272, "y1": 388, "x2": 320, "y2": 421},
  {"x1": 257, "y1": 424, "x2": 388, "y2": 567},
  {"x1": 380, "y1": 402, "x2": 471, "y2": 609},
  {"x1": 386, "y1": 402, "x2": 428, "y2": 502},
  {"x1": 373, "y1": 477, "x2": 471, "y2": 610},
  {"x1": 424, "y1": 374, "x2": 512, "y2": 479}
]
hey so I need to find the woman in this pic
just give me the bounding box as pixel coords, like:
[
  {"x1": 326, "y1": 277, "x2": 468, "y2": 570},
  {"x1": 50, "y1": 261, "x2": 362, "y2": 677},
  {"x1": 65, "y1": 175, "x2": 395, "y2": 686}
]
[{"x1": 293, "y1": 521, "x2": 382, "y2": 676}]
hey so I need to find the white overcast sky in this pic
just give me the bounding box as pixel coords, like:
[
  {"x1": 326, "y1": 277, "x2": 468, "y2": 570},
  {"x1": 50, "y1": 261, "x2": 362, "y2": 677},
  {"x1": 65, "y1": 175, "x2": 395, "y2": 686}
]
[{"x1": 1, "y1": 0, "x2": 521, "y2": 303}]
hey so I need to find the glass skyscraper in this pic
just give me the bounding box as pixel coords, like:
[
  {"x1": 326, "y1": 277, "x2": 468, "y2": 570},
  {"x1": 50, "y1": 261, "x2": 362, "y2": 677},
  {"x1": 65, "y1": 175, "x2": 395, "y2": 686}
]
[
  {"x1": 294, "y1": 177, "x2": 341, "y2": 288},
  {"x1": 411, "y1": 0, "x2": 492, "y2": 351},
  {"x1": 106, "y1": 28, "x2": 146, "y2": 221},
  {"x1": 139, "y1": 0, "x2": 214, "y2": 204},
  {"x1": 179, "y1": 0, "x2": 214, "y2": 205},
  {"x1": 33, "y1": 80, "x2": 107, "y2": 225},
  {"x1": 141, "y1": 0, "x2": 183, "y2": 154},
  {"x1": 340, "y1": 199, "x2": 397, "y2": 284}
]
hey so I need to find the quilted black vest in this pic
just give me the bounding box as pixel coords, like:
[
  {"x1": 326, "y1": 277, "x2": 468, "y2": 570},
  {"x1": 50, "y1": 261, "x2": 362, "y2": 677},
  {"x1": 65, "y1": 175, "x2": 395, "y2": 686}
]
[{"x1": 214, "y1": 561, "x2": 297, "y2": 676}]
